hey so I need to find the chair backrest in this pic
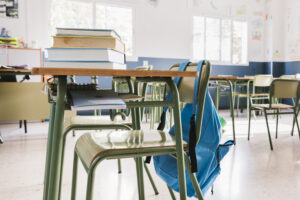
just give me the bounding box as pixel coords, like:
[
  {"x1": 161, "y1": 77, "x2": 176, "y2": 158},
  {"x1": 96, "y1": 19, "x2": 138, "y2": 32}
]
[
  {"x1": 280, "y1": 75, "x2": 296, "y2": 79},
  {"x1": 169, "y1": 61, "x2": 211, "y2": 142},
  {"x1": 169, "y1": 62, "x2": 211, "y2": 104},
  {"x1": 270, "y1": 79, "x2": 300, "y2": 106},
  {"x1": 253, "y1": 74, "x2": 273, "y2": 87}
]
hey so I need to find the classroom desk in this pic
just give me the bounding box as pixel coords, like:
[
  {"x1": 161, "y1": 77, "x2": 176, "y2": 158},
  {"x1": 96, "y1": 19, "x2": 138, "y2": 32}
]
[
  {"x1": 0, "y1": 69, "x2": 32, "y2": 144},
  {"x1": 32, "y1": 67, "x2": 198, "y2": 200},
  {"x1": 209, "y1": 76, "x2": 253, "y2": 145}
]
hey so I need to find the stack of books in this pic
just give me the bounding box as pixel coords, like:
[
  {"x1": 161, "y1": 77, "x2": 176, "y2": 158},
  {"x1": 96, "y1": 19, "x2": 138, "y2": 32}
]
[{"x1": 44, "y1": 28, "x2": 126, "y2": 69}]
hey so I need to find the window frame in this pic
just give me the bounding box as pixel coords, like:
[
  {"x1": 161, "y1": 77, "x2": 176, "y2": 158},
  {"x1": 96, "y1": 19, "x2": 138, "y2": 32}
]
[
  {"x1": 50, "y1": 0, "x2": 136, "y2": 61},
  {"x1": 192, "y1": 15, "x2": 249, "y2": 66}
]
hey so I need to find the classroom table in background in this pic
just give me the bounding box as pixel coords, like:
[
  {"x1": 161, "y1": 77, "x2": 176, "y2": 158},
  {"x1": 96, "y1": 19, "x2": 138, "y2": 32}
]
[{"x1": 0, "y1": 69, "x2": 32, "y2": 144}]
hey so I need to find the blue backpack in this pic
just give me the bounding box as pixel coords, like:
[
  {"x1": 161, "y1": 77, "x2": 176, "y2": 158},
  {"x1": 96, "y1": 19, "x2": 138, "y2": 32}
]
[{"x1": 152, "y1": 61, "x2": 233, "y2": 197}]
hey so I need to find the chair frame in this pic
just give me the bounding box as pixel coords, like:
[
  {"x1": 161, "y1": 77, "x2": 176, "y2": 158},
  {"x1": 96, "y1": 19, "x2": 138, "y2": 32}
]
[
  {"x1": 70, "y1": 61, "x2": 211, "y2": 200},
  {"x1": 236, "y1": 75, "x2": 273, "y2": 118},
  {"x1": 248, "y1": 79, "x2": 300, "y2": 150}
]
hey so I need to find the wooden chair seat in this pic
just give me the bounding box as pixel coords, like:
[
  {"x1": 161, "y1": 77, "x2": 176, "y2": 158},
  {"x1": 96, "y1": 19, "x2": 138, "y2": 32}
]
[
  {"x1": 252, "y1": 103, "x2": 294, "y2": 110},
  {"x1": 75, "y1": 130, "x2": 188, "y2": 168}
]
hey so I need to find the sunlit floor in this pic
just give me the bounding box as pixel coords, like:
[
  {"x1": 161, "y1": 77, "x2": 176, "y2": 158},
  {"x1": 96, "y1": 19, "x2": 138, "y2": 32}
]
[{"x1": 0, "y1": 110, "x2": 300, "y2": 200}]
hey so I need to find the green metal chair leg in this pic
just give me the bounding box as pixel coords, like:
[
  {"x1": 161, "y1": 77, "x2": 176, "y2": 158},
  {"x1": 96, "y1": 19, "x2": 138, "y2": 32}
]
[
  {"x1": 118, "y1": 159, "x2": 122, "y2": 174},
  {"x1": 227, "y1": 80, "x2": 236, "y2": 145},
  {"x1": 215, "y1": 86, "x2": 220, "y2": 112},
  {"x1": 135, "y1": 157, "x2": 145, "y2": 200},
  {"x1": 291, "y1": 114, "x2": 295, "y2": 136},
  {"x1": 291, "y1": 108, "x2": 299, "y2": 136},
  {"x1": 294, "y1": 111, "x2": 300, "y2": 139},
  {"x1": 167, "y1": 185, "x2": 176, "y2": 200},
  {"x1": 248, "y1": 108, "x2": 252, "y2": 141},
  {"x1": 275, "y1": 109, "x2": 279, "y2": 139},
  {"x1": 70, "y1": 153, "x2": 78, "y2": 200},
  {"x1": 236, "y1": 96, "x2": 240, "y2": 117},
  {"x1": 263, "y1": 109, "x2": 273, "y2": 150},
  {"x1": 0, "y1": 132, "x2": 3, "y2": 144},
  {"x1": 184, "y1": 154, "x2": 204, "y2": 200},
  {"x1": 143, "y1": 161, "x2": 159, "y2": 195},
  {"x1": 168, "y1": 78, "x2": 187, "y2": 200},
  {"x1": 86, "y1": 166, "x2": 96, "y2": 200}
]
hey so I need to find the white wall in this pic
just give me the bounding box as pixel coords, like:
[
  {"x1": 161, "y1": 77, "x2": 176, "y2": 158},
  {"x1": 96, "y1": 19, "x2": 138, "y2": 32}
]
[
  {"x1": 283, "y1": 0, "x2": 300, "y2": 61},
  {"x1": 0, "y1": 0, "x2": 283, "y2": 62}
]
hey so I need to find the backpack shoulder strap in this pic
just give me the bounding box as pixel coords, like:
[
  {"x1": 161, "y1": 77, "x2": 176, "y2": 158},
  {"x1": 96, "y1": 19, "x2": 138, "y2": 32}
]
[{"x1": 189, "y1": 60, "x2": 205, "y2": 173}]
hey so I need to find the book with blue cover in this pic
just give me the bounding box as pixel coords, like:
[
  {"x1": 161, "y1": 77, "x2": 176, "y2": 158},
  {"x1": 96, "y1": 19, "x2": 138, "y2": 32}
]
[{"x1": 68, "y1": 90, "x2": 126, "y2": 111}]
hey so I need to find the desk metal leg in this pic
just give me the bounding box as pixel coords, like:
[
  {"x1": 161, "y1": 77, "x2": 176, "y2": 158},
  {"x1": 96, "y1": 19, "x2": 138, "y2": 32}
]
[
  {"x1": 43, "y1": 103, "x2": 56, "y2": 200},
  {"x1": 47, "y1": 76, "x2": 67, "y2": 200},
  {"x1": 168, "y1": 78, "x2": 187, "y2": 199},
  {"x1": 227, "y1": 80, "x2": 236, "y2": 145}
]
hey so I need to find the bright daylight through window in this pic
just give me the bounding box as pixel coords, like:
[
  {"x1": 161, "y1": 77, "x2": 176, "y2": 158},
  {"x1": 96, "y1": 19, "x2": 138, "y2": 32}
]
[
  {"x1": 193, "y1": 16, "x2": 248, "y2": 65},
  {"x1": 50, "y1": 0, "x2": 133, "y2": 55}
]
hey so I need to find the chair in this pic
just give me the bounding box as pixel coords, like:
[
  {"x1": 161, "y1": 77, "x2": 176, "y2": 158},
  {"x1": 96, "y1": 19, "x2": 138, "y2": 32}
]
[
  {"x1": 236, "y1": 75, "x2": 273, "y2": 117},
  {"x1": 248, "y1": 79, "x2": 300, "y2": 150},
  {"x1": 70, "y1": 61, "x2": 211, "y2": 200},
  {"x1": 57, "y1": 95, "x2": 160, "y2": 198},
  {"x1": 280, "y1": 75, "x2": 296, "y2": 79}
]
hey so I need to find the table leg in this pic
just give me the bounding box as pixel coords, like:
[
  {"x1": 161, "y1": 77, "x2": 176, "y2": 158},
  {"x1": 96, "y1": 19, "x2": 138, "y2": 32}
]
[
  {"x1": 227, "y1": 80, "x2": 236, "y2": 145},
  {"x1": 47, "y1": 76, "x2": 67, "y2": 200},
  {"x1": 43, "y1": 103, "x2": 56, "y2": 200},
  {"x1": 0, "y1": 131, "x2": 3, "y2": 144},
  {"x1": 168, "y1": 78, "x2": 187, "y2": 199},
  {"x1": 247, "y1": 80, "x2": 251, "y2": 120}
]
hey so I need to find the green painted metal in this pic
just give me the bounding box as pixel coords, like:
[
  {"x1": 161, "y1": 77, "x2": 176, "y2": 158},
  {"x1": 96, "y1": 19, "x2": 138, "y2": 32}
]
[
  {"x1": 136, "y1": 157, "x2": 145, "y2": 200},
  {"x1": 184, "y1": 154, "x2": 204, "y2": 200},
  {"x1": 143, "y1": 161, "x2": 159, "y2": 195},
  {"x1": 70, "y1": 153, "x2": 78, "y2": 200},
  {"x1": 248, "y1": 105, "x2": 252, "y2": 141},
  {"x1": 0, "y1": 132, "x2": 3, "y2": 144},
  {"x1": 227, "y1": 80, "x2": 236, "y2": 145},
  {"x1": 167, "y1": 185, "x2": 176, "y2": 200},
  {"x1": 263, "y1": 109, "x2": 274, "y2": 150},
  {"x1": 47, "y1": 76, "x2": 67, "y2": 200},
  {"x1": 276, "y1": 109, "x2": 279, "y2": 139},
  {"x1": 118, "y1": 159, "x2": 122, "y2": 174},
  {"x1": 167, "y1": 78, "x2": 187, "y2": 200},
  {"x1": 43, "y1": 103, "x2": 56, "y2": 200}
]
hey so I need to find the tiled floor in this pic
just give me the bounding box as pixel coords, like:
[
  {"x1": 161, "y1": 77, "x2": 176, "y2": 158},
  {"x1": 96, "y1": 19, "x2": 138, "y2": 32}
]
[{"x1": 0, "y1": 110, "x2": 300, "y2": 200}]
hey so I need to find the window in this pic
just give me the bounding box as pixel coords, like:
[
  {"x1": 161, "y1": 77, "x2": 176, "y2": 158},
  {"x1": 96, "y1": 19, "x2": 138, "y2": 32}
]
[
  {"x1": 193, "y1": 16, "x2": 248, "y2": 65},
  {"x1": 50, "y1": 0, "x2": 133, "y2": 55}
]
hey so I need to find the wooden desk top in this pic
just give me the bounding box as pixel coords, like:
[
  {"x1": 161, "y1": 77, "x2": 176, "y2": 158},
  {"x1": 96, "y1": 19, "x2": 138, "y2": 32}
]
[{"x1": 31, "y1": 67, "x2": 198, "y2": 77}]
